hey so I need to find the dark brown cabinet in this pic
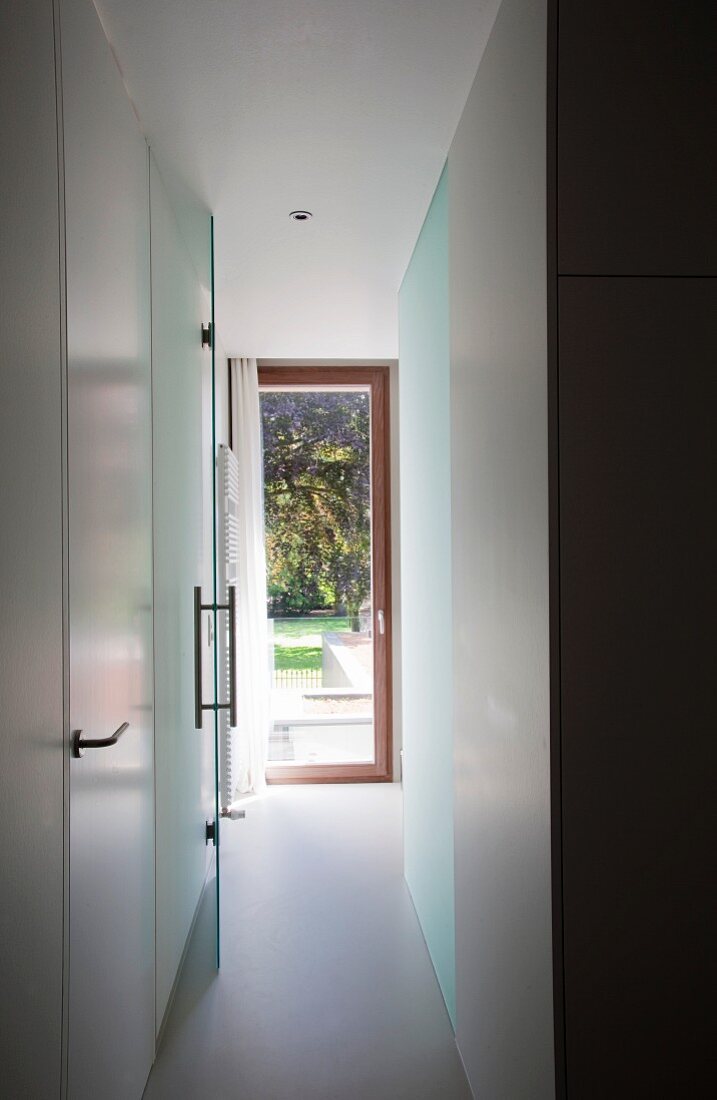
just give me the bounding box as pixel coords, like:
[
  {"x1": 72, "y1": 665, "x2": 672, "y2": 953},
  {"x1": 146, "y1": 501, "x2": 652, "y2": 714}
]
[
  {"x1": 556, "y1": 276, "x2": 716, "y2": 1096},
  {"x1": 557, "y1": 1, "x2": 717, "y2": 276},
  {"x1": 552, "y1": 2, "x2": 717, "y2": 1090}
]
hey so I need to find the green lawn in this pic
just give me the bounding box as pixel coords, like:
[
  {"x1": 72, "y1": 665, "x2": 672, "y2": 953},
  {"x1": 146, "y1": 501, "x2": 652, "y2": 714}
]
[
  {"x1": 274, "y1": 644, "x2": 322, "y2": 670},
  {"x1": 271, "y1": 616, "x2": 352, "y2": 670}
]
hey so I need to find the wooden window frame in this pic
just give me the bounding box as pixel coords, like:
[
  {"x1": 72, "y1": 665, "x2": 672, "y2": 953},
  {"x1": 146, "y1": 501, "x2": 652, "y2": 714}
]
[{"x1": 259, "y1": 365, "x2": 393, "y2": 784}]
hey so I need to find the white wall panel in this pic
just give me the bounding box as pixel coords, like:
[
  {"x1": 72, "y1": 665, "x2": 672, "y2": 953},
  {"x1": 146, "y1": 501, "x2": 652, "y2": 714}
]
[
  {"x1": 448, "y1": 0, "x2": 554, "y2": 1094},
  {"x1": 61, "y1": 0, "x2": 154, "y2": 1094}
]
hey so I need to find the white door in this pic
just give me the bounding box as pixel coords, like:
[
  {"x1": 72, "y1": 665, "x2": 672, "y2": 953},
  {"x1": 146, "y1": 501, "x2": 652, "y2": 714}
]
[{"x1": 64, "y1": 0, "x2": 155, "y2": 1094}]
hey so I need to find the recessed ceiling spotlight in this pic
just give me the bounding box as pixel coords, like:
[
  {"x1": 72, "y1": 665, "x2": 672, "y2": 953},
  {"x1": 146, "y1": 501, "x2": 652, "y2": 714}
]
[{"x1": 289, "y1": 210, "x2": 313, "y2": 222}]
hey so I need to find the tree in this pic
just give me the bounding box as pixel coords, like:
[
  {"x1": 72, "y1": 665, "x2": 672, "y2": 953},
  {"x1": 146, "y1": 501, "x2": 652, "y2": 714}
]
[{"x1": 261, "y1": 391, "x2": 371, "y2": 619}]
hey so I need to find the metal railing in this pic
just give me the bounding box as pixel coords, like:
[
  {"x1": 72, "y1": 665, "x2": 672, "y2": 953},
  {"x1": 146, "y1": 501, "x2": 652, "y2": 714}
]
[{"x1": 272, "y1": 667, "x2": 323, "y2": 690}]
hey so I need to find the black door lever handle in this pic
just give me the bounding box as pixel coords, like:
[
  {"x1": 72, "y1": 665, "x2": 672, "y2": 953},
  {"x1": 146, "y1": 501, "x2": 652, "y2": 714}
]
[{"x1": 72, "y1": 721, "x2": 130, "y2": 759}]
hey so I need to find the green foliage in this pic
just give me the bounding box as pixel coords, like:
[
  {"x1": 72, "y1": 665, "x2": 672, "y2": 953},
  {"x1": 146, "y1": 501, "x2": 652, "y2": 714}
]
[{"x1": 261, "y1": 392, "x2": 371, "y2": 616}]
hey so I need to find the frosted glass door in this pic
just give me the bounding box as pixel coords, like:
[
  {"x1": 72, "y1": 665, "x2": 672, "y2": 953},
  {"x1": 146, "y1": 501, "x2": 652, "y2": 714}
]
[{"x1": 151, "y1": 158, "x2": 218, "y2": 1018}]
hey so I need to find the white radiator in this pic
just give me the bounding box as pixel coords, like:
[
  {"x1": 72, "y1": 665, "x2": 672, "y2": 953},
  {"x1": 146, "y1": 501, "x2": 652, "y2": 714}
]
[{"x1": 218, "y1": 443, "x2": 239, "y2": 810}]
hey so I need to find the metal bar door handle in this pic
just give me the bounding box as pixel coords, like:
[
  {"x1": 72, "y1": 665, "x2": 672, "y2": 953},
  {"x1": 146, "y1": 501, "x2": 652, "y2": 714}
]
[
  {"x1": 72, "y1": 722, "x2": 129, "y2": 759},
  {"x1": 194, "y1": 585, "x2": 237, "y2": 728},
  {"x1": 194, "y1": 585, "x2": 203, "y2": 728},
  {"x1": 228, "y1": 585, "x2": 237, "y2": 727}
]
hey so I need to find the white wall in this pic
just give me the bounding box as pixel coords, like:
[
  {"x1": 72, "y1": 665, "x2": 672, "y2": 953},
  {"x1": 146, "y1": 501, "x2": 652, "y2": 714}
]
[
  {"x1": 0, "y1": 2, "x2": 66, "y2": 1094},
  {"x1": 448, "y1": 0, "x2": 554, "y2": 1094}
]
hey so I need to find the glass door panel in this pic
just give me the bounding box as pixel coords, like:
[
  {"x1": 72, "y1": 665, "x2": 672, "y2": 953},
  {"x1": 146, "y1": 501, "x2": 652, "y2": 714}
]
[
  {"x1": 267, "y1": 615, "x2": 375, "y2": 766},
  {"x1": 208, "y1": 215, "x2": 221, "y2": 964},
  {"x1": 151, "y1": 160, "x2": 219, "y2": 1008}
]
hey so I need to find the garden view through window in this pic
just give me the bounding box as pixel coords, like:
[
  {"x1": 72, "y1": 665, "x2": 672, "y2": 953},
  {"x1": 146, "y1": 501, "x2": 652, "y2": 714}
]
[{"x1": 260, "y1": 385, "x2": 375, "y2": 769}]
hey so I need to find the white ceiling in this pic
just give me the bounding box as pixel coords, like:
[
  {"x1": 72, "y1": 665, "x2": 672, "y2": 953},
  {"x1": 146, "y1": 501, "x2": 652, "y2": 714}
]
[{"x1": 95, "y1": 0, "x2": 500, "y2": 358}]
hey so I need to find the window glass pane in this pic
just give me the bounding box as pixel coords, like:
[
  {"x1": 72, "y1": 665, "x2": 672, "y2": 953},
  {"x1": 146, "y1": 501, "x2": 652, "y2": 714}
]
[{"x1": 260, "y1": 389, "x2": 374, "y2": 766}]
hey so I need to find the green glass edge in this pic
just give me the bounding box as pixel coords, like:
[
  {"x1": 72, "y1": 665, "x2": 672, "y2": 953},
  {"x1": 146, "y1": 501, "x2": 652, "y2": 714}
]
[{"x1": 210, "y1": 214, "x2": 220, "y2": 969}]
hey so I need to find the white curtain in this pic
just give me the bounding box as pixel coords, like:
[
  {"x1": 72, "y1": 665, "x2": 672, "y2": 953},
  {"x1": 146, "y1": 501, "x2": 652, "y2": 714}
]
[{"x1": 229, "y1": 358, "x2": 269, "y2": 795}]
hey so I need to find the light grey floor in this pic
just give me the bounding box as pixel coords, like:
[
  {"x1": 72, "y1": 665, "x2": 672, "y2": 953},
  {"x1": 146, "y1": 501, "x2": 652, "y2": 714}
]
[{"x1": 144, "y1": 783, "x2": 471, "y2": 1100}]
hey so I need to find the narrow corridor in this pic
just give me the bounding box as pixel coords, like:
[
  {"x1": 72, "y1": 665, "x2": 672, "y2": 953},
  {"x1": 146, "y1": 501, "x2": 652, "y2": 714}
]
[{"x1": 144, "y1": 784, "x2": 471, "y2": 1100}]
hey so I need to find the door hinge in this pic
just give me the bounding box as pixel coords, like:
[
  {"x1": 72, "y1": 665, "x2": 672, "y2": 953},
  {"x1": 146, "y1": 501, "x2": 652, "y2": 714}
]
[
  {"x1": 205, "y1": 819, "x2": 216, "y2": 846},
  {"x1": 201, "y1": 322, "x2": 213, "y2": 349}
]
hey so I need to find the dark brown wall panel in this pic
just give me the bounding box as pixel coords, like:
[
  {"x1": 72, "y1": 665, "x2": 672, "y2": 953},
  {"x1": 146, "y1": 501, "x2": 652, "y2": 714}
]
[
  {"x1": 557, "y1": 1, "x2": 717, "y2": 276},
  {"x1": 558, "y1": 276, "x2": 716, "y2": 1097}
]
